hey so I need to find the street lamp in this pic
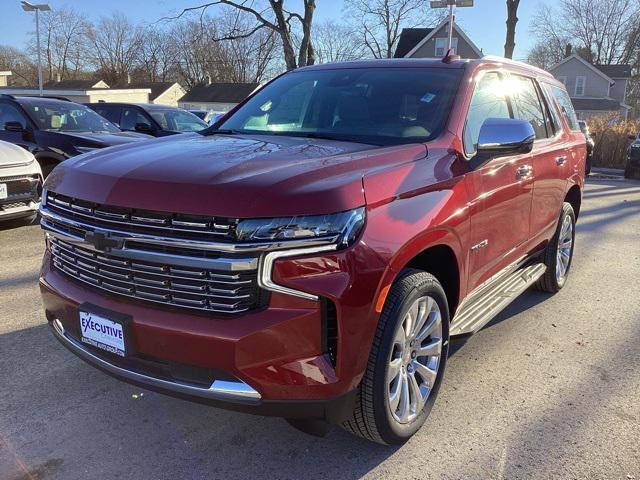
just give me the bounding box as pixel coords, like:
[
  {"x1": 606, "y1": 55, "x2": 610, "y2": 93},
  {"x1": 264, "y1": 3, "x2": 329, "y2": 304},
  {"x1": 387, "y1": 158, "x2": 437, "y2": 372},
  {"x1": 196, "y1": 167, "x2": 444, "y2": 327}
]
[
  {"x1": 21, "y1": 1, "x2": 51, "y2": 96},
  {"x1": 430, "y1": 0, "x2": 474, "y2": 54}
]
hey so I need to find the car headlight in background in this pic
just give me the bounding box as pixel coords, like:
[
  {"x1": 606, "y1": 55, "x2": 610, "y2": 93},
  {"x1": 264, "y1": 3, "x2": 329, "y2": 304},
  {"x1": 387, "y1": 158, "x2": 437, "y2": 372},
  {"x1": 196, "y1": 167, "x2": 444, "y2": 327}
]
[{"x1": 236, "y1": 207, "x2": 366, "y2": 247}]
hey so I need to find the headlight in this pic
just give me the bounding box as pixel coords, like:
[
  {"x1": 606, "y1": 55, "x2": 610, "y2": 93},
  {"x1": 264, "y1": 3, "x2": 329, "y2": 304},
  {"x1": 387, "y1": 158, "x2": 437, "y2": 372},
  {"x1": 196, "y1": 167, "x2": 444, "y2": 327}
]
[
  {"x1": 236, "y1": 207, "x2": 365, "y2": 246},
  {"x1": 75, "y1": 146, "x2": 100, "y2": 154}
]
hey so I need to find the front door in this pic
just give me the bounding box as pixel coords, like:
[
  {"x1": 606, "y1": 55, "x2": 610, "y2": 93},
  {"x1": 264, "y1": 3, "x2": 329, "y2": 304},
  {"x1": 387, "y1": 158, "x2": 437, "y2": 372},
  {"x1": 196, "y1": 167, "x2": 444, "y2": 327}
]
[{"x1": 462, "y1": 71, "x2": 534, "y2": 291}]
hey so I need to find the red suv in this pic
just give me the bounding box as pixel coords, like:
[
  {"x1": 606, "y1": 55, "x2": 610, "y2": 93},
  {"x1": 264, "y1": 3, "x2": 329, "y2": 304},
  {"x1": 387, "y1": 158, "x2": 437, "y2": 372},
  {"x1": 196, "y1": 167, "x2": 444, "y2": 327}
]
[{"x1": 39, "y1": 57, "x2": 585, "y2": 445}]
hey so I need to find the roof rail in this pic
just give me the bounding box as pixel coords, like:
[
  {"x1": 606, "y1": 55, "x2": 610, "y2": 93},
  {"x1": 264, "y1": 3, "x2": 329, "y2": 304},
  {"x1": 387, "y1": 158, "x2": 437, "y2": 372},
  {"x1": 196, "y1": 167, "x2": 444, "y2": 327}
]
[{"x1": 18, "y1": 94, "x2": 72, "y2": 102}]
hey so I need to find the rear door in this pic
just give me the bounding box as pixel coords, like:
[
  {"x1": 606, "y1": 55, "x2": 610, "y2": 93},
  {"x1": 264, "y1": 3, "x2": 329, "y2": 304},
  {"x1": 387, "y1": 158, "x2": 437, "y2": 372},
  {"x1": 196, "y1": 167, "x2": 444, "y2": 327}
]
[
  {"x1": 519, "y1": 78, "x2": 573, "y2": 239},
  {"x1": 464, "y1": 71, "x2": 534, "y2": 290}
]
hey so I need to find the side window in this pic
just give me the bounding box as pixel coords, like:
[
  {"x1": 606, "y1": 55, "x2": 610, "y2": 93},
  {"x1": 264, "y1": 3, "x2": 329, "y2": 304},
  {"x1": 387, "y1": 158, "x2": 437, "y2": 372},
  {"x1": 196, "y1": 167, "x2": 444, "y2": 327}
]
[
  {"x1": 540, "y1": 82, "x2": 562, "y2": 135},
  {"x1": 463, "y1": 72, "x2": 512, "y2": 155},
  {"x1": 93, "y1": 106, "x2": 119, "y2": 125},
  {"x1": 550, "y1": 85, "x2": 580, "y2": 131},
  {"x1": 120, "y1": 108, "x2": 150, "y2": 131},
  {"x1": 0, "y1": 103, "x2": 27, "y2": 130},
  {"x1": 510, "y1": 75, "x2": 548, "y2": 139}
]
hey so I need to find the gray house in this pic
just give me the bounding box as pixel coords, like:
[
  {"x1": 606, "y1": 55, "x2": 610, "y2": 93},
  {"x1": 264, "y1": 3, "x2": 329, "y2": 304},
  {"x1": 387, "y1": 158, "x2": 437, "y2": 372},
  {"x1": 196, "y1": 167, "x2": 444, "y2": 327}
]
[
  {"x1": 394, "y1": 20, "x2": 482, "y2": 59},
  {"x1": 549, "y1": 53, "x2": 632, "y2": 120}
]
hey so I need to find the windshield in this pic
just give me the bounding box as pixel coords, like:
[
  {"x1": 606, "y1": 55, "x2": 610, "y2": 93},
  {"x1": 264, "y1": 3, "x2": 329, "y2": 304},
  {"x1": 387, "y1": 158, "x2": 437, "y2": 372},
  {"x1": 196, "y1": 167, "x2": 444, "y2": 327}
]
[
  {"x1": 22, "y1": 102, "x2": 120, "y2": 133},
  {"x1": 149, "y1": 109, "x2": 207, "y2": 132},
  {"x1": 218, "y1": 67, "x2": 463, "y2": 145}
]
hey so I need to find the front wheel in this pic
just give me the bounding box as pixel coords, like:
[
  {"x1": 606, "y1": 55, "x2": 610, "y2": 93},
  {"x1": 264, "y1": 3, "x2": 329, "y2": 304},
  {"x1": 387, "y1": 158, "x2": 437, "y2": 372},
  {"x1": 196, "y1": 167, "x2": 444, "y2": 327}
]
[
  {"x1": 536, "y1": 202, "x2": 576, "y2": 293},
  {"x1": 342, "y1": 270, "x2": 449, "y2": 445}
]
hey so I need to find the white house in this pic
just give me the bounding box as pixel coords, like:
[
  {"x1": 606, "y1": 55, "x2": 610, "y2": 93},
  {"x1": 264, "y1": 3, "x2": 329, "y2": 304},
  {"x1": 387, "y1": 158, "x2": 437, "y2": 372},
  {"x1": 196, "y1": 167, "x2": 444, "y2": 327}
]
[
  {"x1": 549, "y1": 53, "x2": 632, "y2": 120},
  {"x1": 0, "y1": 78, "x2": 151, "y2": 103},
  {"x1": 0, "y1": 71, "x2": 12, "y2": 87},
  {"x1": 178, "y1": 83, "x2": 260, "y2": 112},
  {"x1": 394, "y1": 20, "x2": 482, "y2": 59},
  {"x1": 122, "y1": 82, "x2": 186, "y2": 107}
]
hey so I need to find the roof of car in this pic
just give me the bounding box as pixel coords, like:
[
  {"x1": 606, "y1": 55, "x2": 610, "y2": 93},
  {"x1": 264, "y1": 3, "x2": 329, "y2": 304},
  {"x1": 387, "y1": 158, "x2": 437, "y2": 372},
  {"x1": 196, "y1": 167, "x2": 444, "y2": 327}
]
[
  {"x1": 86, "y1": 102, "x2": 182, "y2": 111},
  {"x1": 296, "y1": 57, "x2": 556, "y2": 80},
  {"x1": 8, "y1": 95, "x2": 76, "y2": 105}
]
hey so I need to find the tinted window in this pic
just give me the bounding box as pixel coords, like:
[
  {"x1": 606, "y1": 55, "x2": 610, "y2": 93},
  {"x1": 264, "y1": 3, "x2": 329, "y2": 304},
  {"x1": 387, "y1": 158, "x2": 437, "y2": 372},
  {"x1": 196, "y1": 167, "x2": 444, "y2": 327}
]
[
  {"x1": 510, "y1": 75, "x2": 548, "y2": 139},
  {"x1": 550, "y1": 85, "x2": 580, "y2": 131},
  {"x1": 0, "y1": 103, "x2": 27, "y2": 129},
  {"x1": 120, "y1": 108, "x2": 151, "y2": 131},
  {"x1": 21, "y1": 102, "x2": 120, "y2": 133},
  {"x1": 92, "y1": 105, "x2": 120, "y2": 125},
  {"x1": 539, "y1": 82, "x2": 562, "y2": 135},
  {"x1": 148, "y1": 110, "x2": 206, "y2": 132},
  {"x1": 220, "y1": 68, "x2": 464, "y2": 146},
  {"x1": 463, "y1": 72, "x2": 511, "y2": 155}
]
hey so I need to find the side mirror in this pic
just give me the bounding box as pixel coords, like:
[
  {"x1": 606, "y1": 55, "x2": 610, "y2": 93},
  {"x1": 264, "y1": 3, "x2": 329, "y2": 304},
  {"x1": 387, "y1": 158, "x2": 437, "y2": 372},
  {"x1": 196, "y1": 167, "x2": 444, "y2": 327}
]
[
  {"x1": 628, "y1": 134, "x2": 637, "y2": 141},
  {"x1": 134, "y1": 122, "x2": 154, "y2": 133},
  {"x1": 469, "y1": 118, "x2": 536, "y2": 170},
  {"x1": 4, "y1": 121, "x2": 25, "y2": 133}
]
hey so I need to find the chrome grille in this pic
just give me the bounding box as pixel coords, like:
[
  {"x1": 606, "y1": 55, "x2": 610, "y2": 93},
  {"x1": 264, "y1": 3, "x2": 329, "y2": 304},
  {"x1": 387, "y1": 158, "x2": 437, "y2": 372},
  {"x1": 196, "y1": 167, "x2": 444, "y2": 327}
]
[
  {"x1": 49, "y1": 236, "x2": 261, "y2": 314},
  {"x1": 45, "y1": 191, "x2": 238, "y2": 241}
]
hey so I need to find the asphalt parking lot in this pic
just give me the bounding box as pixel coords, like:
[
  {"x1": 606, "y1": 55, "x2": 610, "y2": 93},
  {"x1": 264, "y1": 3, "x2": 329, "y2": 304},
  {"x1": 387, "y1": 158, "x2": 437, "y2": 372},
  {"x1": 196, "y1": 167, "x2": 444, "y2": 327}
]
[{"x1": 1, "y1": 177, "x2": 639, "y2": 480}]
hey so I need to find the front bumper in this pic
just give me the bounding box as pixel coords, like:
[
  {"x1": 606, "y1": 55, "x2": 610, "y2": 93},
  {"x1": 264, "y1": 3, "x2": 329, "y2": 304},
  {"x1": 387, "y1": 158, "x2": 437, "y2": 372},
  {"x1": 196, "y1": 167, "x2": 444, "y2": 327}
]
[{"x1": 40, "y1": 234, "x2": 386, "y2": 421}]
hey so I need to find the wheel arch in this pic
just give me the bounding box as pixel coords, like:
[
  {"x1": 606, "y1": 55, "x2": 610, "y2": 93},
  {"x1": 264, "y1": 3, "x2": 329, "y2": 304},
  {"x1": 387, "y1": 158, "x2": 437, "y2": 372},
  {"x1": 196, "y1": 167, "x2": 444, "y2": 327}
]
[{"x1": 565, "y1": 184, "x2": 582, "y2": 219}]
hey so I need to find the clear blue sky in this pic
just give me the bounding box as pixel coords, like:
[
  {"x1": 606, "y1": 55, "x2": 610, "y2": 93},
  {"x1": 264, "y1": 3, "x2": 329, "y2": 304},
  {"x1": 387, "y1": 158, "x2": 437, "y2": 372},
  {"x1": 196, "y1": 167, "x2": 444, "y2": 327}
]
[{"x1": 0, "y1": 0, "x2": 549, "y2": 60}]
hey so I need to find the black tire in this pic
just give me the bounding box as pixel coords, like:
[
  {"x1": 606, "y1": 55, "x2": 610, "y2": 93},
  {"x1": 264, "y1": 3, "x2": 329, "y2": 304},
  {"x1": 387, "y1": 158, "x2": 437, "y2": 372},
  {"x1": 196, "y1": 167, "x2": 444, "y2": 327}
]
[
  {"x1": 536, "y1": 202, "x2": 576, "y2": 293},
  {"x1": 342, "y1": 269, "x2": 449, "y2": 445},
  {"x1": 40, "y1": 159, "x2": 58, "y2": 179}
]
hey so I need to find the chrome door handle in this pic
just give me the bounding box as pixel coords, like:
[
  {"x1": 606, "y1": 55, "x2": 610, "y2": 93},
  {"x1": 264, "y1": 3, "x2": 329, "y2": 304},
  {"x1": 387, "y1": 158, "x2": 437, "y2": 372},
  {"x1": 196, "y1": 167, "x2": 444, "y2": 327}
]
[
  {"x1": 556, "y1": 156, "x2": 567, "y2": 166},
  {"x1": 515, "y1": 165, "x2": 532, "y2": 179}
]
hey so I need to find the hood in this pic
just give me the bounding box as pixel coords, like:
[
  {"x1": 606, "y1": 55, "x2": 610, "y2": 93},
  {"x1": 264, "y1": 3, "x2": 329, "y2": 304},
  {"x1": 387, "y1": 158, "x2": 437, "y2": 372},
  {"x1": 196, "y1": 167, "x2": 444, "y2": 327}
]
[
  {"x1": 45, "y1": 133, "x2": 427, "y2": 218},
  {"x1": 0, "y1": 140, "x2": 37, "y2": 168},
  {"x1": 56, "y1": 131, "x2": 148, "y2": 146}
]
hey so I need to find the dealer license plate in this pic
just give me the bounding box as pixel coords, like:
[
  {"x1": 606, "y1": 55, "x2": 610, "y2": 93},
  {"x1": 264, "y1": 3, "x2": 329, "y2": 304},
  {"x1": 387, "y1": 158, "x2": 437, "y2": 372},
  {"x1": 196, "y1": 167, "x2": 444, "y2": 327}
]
[{"x1": 79, "y1": 310, "x2": 126, "y2": 357}]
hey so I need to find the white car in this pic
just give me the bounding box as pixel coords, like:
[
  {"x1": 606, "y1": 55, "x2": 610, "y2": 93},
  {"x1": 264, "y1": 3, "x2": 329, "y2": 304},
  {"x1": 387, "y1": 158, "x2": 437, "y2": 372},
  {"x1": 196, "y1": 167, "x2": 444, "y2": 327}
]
[{"x1": 0, "y1": 140, "x2": 43, "y2": 222}]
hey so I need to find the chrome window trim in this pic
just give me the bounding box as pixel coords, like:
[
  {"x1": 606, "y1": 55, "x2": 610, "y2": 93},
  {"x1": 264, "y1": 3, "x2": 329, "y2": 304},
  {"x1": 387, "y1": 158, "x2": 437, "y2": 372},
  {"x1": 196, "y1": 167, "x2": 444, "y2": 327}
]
[
  {"x1": 51, "y1": 319, "x2": 261, "y2": 402},
  {"x1": 258, "y1": 244, "x2": 337, "y2": 301}
]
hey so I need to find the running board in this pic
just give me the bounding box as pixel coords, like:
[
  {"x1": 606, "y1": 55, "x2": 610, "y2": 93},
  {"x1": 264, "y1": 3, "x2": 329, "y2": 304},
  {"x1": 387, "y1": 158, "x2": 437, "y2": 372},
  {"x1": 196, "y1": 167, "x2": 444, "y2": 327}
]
[{"x1": 450, "y1": 263, "x2": 546, "y2": 336}]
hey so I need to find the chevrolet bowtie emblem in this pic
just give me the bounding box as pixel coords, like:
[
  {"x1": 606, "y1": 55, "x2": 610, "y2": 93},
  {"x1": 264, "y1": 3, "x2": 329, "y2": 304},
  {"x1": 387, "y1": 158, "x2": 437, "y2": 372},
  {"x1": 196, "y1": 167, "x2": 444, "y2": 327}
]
[{"x1": 84, "y1": 231, "x2": 123, "y2": 251}]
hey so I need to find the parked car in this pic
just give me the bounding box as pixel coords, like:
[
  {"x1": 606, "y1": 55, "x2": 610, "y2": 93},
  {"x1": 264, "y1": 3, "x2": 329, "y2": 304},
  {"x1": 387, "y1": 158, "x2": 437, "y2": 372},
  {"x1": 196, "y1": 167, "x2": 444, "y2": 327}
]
[
  {"x1": 189, "y1": 109, "x2": 225, "y2": 125},
  {"x1": 625, "y1": 132, "x2": 640, "y2": 179},
  {"x1": 39, "y1": 57, "x2": 585, "y2": 445},
  {"x1": 87, "y1": 103, "x2": 207, "y2": 136},
  {"x1": 0, "y1": 95, "x2": 147, "y2": 177},
  {"x1": 0, "y1": 140, "x2": 42, "y2": 223},
  {"x1": 578, "y1": 120, "x2": 594, "y2": 174}
]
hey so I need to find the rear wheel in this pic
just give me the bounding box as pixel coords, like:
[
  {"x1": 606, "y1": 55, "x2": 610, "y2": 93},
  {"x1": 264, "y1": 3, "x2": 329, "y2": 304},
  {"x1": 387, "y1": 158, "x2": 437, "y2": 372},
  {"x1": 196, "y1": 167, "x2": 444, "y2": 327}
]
[
  {"x1": 536, "y1": 202, "x2": 576, "y2": 293},
  {"x1": 342, "y1": 270, "x2": 449, "y2": 445}
]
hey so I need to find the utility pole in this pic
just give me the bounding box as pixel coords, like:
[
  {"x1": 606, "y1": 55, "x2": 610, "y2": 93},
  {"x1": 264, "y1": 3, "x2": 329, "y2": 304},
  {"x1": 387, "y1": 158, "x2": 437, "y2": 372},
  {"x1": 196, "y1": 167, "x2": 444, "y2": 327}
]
[
  {"x1": 21, "y1": 1, "x2": 51, "y2": 96},
  {"x1": 430, "y1": 0, "x2": 474, "y2": 53}
]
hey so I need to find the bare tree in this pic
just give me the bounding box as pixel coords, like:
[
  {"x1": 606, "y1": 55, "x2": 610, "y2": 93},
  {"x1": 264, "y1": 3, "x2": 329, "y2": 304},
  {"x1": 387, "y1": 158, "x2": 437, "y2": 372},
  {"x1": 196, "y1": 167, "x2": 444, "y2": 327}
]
[
  {"x1": 313, "y1": 20, "x2": 366, "y2": 63},
  {"x1": 136, "y1": 27, "x2": 180, "y2": 82},
  {"x1": 27, "y1": 6, "x2": 90, "y2": 81},
  {"x1": 0, "y1": 45, "x2": 37, "y2": 86},
  {"x1": 169, "y1": 0, "x2": 316, "y2": 71},
  {"x1": 528, "y1": 0, "x2": 640, "y2": 66},
  {"x1": 504, "y1": 0, "x2": 520, "y2": 59},
  {"x1": 346, "y1": 0, "x2": 439, "y2": 59},
  {"x1": 87, "y1": 13, "x2": 143, "y2": 84}
]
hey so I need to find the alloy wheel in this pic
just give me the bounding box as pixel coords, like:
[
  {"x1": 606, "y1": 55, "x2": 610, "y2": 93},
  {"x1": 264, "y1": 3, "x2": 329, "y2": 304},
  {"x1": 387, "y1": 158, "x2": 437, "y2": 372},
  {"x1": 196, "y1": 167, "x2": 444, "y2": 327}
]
[
  {"x1": 556, "y1": 213, "x2": 574, "y2": 284},
  {"x1": 386, "y1": 295, "x2": 443, "y2": 424}
]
